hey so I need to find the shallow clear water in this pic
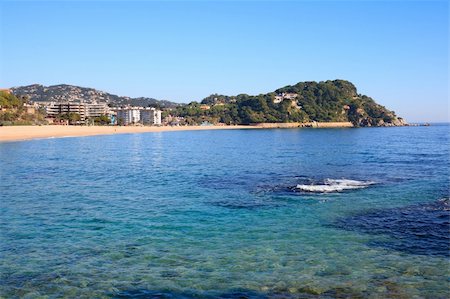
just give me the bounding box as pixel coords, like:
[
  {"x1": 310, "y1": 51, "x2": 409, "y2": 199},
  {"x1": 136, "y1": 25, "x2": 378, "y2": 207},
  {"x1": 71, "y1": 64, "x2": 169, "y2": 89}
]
[{"x1": 1, "y1": 125, "x2": 449, "y2": 298}]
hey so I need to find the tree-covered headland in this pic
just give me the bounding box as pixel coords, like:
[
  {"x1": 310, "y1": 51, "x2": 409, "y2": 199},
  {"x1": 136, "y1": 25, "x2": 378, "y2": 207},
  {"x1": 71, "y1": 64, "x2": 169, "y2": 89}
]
[{"x1": 169, "y1": 80, "x2": 406, "y2": 127}]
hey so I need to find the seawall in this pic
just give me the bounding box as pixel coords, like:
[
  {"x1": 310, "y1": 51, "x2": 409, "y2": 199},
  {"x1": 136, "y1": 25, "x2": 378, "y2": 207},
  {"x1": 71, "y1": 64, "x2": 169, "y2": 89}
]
[{"x1": 251, "y1": 122, "x2": 354, "y2": 128}]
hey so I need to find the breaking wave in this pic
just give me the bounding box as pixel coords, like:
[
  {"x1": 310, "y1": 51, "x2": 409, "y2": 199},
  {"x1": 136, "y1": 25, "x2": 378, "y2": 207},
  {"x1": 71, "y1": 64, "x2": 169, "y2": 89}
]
[{"x1": 295, "y1": 179, "x2": 375, "y2": 193}]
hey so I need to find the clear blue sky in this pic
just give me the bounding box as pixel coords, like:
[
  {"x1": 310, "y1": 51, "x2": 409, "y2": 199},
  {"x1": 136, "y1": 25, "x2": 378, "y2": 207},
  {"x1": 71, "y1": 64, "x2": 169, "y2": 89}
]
[{"x1": 0, "y1": 1, "x2": 448, "y2": 122}]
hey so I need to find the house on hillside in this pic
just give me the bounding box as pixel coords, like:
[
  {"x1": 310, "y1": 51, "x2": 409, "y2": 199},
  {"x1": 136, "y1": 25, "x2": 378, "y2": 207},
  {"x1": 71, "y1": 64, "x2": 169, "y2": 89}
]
[{"x1": 274, "y1": 92, "x2": 298, "y2": 104}]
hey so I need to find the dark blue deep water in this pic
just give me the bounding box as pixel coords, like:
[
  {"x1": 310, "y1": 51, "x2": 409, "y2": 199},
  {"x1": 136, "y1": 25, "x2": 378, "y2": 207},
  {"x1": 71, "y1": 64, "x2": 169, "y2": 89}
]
[{"x1": 1, "y1": 125, "x2": 449, "y2": 298}]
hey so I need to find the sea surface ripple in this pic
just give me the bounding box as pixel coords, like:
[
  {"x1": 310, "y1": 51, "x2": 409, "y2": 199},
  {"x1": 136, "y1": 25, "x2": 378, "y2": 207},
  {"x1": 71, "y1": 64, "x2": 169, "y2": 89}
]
[{"x1": 0, "y1": 125, "x2": 449, "y2": 298}]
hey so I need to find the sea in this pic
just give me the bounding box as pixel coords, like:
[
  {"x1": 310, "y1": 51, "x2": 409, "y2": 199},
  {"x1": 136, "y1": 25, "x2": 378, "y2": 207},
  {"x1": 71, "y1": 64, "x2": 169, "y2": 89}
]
[{"x1": 0, "y1": 125, "x2": 449, "y2": 298}]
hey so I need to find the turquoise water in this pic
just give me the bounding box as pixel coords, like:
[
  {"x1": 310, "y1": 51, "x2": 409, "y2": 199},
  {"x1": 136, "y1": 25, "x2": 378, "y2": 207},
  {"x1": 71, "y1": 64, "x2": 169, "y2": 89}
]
[{"x1": 1, "y1": 126, "x2": 449, "y2": 298}]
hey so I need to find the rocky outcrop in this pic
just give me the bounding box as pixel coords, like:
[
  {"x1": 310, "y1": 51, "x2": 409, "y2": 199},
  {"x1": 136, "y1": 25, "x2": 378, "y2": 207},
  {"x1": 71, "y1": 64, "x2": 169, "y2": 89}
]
[
  {"x1": 356, "y1": 116, "x2": 408, "y2": 127},
  {"x1": 350, "y1": 105, "x2": 407, "y2": 127}
]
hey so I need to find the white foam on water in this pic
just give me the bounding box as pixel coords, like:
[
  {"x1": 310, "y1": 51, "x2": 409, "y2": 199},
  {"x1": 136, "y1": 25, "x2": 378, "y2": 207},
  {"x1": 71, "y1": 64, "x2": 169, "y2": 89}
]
[{"x1": 296, "y1": 179, "x2": 375, "y2": 193}]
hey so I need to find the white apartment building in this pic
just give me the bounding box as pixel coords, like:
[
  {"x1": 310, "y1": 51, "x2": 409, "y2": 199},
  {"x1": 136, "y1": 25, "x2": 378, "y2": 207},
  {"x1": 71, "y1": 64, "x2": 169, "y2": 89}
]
[
  {"x1": 114, "y1": 107, "x2": 162, "y2": 125},
  {"x1": 117, "y1": 108, "x2": 141, "y2": 125},
  {"x1": 140, "y1": 108, "x2": 162, "y2": 125}
]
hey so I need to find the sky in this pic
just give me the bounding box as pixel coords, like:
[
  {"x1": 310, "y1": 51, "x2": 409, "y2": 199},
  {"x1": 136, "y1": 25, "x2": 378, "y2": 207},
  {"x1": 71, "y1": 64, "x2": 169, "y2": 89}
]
[{"x1": 0, "y1": 0, "x2": 448, "y2": 122}]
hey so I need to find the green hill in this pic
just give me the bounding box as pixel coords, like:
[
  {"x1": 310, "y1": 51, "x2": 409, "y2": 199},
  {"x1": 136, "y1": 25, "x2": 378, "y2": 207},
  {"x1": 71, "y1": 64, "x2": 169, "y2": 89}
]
[{"x1": 172, "y1": 80, "x2": 406, "y2": 127}]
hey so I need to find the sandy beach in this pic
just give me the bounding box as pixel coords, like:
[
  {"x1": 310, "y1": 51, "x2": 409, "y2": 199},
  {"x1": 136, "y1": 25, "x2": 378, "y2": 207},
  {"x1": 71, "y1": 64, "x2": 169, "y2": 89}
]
[
  {"x1": 0, "y1": 122, "x2": 355, "y2": 142},
  {"x1": 0, "y1": 125, "x2": 262, "y2": 142}
]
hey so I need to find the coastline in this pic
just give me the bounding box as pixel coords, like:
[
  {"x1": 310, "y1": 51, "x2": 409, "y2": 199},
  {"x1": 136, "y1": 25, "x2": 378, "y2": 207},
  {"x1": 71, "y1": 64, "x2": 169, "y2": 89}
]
[
  {"x1": 0, "y1": 122, "x2": 356, "y2": 142},
  {"x1": 251, "y1": 122, "x2": 354, "y2": 128},
  {"x1": 0, "y1": 125, "x2": 258, "y2": 142}
]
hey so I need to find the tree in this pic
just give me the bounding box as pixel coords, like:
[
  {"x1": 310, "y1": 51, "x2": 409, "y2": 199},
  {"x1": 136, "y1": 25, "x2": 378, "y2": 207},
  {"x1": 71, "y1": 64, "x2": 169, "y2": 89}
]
[
  {"x1": 0, "y1": 91, "x2": 22, "y2": 109},
  {"x1": 92, "y1": 115, "x2": 110, "y2": 125}
]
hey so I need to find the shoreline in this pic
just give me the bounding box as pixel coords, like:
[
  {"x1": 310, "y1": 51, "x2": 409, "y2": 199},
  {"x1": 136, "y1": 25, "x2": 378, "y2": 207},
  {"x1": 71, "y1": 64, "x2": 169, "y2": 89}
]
[
  {"x1": 0, "y1": 125, "x2": 257, "y2": 143},
  {"x1": 0, "y1": 122, "x2": 356, "y2": 142}
]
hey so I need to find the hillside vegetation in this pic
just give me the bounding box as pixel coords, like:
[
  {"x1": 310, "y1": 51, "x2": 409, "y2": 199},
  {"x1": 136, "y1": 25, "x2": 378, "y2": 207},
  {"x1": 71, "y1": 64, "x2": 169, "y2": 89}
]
[
  {"x1": 171, "y1": 80, "x2": 406, "y2": 127},
  {"x1": 0, "y1": 91, "x2": 46, "y2": 125}
]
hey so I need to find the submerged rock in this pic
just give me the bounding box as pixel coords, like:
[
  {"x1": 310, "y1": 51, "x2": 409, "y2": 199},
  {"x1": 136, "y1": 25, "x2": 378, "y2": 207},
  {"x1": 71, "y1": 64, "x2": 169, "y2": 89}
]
[{"x1": 333, "y1": 198, "x2": 450, "y2": 256}]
